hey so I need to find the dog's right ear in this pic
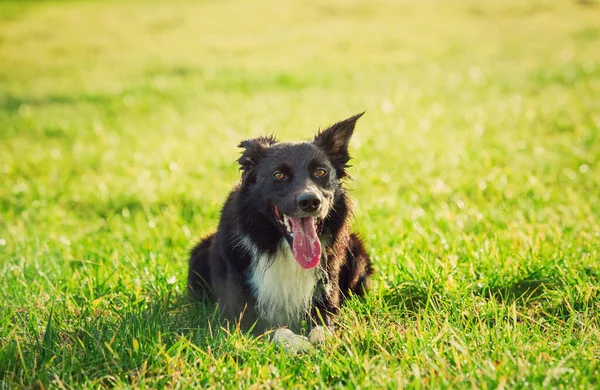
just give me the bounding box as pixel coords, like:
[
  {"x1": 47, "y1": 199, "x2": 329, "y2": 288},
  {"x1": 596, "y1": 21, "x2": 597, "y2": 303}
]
[
  {"x1": 237, "y1": 135, "x2": 277, "y2": 182},
  {"x1": 313, "y1": 112, "x2": 364, "y2": 178}
]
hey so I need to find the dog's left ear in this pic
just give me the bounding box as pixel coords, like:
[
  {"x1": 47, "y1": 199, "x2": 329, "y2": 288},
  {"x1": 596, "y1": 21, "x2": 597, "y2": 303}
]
[
  {"x1": 313, "y1": 112, "x2": 364, "y2": 178},
  {"x1": 238, "y1": 135, "x2": 278, "y2": 182}
]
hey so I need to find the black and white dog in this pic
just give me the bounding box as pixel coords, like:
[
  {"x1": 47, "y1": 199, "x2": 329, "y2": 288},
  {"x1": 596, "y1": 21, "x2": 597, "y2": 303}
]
[{"x1": 188, "y1": 113, "x2": 372, "y2": 350}]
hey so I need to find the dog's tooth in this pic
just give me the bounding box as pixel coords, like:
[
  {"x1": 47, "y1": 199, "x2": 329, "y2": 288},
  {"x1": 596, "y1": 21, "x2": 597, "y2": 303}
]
[{"x1": 284, "y1": 217, "x2": 291, "y2": 231}]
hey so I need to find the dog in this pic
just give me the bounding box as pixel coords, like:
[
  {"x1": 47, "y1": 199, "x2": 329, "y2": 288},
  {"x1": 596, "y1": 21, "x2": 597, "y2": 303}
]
[{"x1": 188, "y1": 113, "x2": 372, "y2": 351}]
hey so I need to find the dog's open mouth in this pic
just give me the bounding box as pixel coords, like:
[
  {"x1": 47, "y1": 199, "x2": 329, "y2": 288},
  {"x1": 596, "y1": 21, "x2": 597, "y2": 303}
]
[{"x1": 272, "y1": 206, "x2": 323, "y2": 269}]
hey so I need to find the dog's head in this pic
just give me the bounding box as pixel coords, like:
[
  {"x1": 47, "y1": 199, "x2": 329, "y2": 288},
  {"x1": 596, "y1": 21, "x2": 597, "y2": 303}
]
[{"x1": 237, "y1": 113, "x2": 363, "y2": 269}]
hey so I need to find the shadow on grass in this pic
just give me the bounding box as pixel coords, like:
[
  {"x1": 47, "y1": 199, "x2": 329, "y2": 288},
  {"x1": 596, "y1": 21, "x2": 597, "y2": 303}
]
[
  {"x1": 481, "y1": 278, "x2": 555, "y2": 303},
  {"x1": 476, "y1": 267, "x2": 561, "y2": 305},
  {"x1": 381, "y1": 281, "x2": 445, "y2": 315},
  {"x1": 542, "y1": 293, "x2": 599, "y2": 321},
  {"x1": 474, "y1": 267, "x2": 599, "y2": 323}
]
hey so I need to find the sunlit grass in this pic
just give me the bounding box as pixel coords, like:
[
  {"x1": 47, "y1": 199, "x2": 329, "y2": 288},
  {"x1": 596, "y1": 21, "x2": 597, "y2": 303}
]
[{"x1": 1, "y1": 0, "x2": 599, "y2": 387}]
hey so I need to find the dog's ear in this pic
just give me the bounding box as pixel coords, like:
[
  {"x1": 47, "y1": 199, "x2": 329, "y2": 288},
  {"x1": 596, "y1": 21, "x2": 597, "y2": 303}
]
[
  {"x1": 237, "y1": 135, "x2": 278, "y2": 182},
  {"x1": 313, "y1": 112, "x2": 364, "y2": 178}
]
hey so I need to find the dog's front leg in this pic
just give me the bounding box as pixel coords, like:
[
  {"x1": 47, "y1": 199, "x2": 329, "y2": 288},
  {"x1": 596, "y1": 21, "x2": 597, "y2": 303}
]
[
  {"x1": 271, "y1": 328, "x2": 312, "y2": 353},
  {"x1": 309, "y1": 305, "x2": 336, "y2": 345},
  {"x1": 308, "y1": 324, "x2": 333, "y2": 344}
]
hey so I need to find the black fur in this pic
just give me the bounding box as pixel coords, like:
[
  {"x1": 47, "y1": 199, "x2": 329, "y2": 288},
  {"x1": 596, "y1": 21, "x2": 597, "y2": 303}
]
[{"x1": 188, "y1": 113, "x2": 372, "y2": 334}]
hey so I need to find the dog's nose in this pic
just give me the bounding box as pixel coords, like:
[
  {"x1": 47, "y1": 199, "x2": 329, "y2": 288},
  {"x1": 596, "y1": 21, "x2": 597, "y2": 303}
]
[{"x1": 297, "y1": 192, "x2": 322, "y2": 213}]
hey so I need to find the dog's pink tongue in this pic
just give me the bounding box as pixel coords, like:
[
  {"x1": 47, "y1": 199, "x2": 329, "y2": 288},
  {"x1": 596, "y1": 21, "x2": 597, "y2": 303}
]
[{"x1": 288, "y1": 217, "x2": 321, "y2": 269}]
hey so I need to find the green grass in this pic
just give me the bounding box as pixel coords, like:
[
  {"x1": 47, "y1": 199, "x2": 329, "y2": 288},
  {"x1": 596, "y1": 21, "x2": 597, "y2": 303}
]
[{"x1": 1, "y1": 0, "x2": 599, "y2": 387}]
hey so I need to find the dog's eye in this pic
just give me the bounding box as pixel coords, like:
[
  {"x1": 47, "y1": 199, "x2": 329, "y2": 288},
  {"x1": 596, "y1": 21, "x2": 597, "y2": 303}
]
[
  {"x1": 273, "y1": 171, "x2": 286, "y2": 180},
  {"x1": 315, "y1": 168, "x2": 327, "y2": 177}
]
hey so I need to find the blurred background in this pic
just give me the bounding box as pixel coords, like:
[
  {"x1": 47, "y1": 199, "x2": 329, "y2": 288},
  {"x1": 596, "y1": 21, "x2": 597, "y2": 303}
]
[{"x1": 1, "y1": 0, "x2": 599, "y2": 296}]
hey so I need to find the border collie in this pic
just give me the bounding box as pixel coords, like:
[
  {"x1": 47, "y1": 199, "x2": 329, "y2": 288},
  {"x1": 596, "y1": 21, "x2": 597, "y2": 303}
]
[{"x1": 188, "y1": 113, "x2": 372, "y2": 351}]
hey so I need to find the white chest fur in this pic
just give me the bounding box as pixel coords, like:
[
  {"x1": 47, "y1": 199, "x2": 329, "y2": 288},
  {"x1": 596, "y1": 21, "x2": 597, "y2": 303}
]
[{"x1": 247, "y1": 240, "x2": 320, "y2": 327}]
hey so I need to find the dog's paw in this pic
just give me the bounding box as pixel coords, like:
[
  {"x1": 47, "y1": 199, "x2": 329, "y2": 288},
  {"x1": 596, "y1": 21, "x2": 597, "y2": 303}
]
[
  {"x1": 272, "y1": 328, "x2": 312, "y2": 353},
  {"x1": 308, "y1": 325, "x2": 331, "y2": 345}
]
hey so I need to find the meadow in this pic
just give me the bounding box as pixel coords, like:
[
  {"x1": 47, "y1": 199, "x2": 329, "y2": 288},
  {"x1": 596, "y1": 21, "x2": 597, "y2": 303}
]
[{"x1": 1, "y1": 0, "x2": 599, "y2": 387}]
